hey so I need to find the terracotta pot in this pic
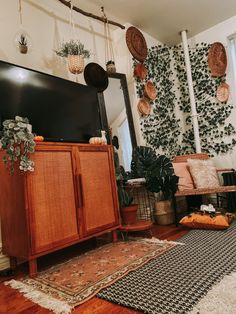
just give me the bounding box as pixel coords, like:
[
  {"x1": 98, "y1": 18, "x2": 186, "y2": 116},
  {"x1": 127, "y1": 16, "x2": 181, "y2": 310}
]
[{"x1": 120, "y1": 204, "x2": 138, "y2": 225}]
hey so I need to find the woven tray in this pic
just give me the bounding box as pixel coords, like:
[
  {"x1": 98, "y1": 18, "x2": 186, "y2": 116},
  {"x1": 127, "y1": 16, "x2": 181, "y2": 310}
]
[{"x1": 126, "y1": 26, "x2": 148, "y2": 62}]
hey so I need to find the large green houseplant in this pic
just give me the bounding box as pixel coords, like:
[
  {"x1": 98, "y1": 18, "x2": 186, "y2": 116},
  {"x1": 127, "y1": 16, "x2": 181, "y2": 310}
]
[
  {"x1": 0, "y1": 116, "x2": 35, "y2": 174},
  {"x1": 130, "y1": 146, "x2": 179, "y2": 224},
  {"x1": 130, "y1": 146, "x2": 179, "y2": 199}
]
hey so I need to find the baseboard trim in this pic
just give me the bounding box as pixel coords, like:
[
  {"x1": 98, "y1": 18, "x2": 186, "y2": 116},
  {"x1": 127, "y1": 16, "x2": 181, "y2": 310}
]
[{"x1": 0, "y1": 246, "x2": 10, "y2": 270}]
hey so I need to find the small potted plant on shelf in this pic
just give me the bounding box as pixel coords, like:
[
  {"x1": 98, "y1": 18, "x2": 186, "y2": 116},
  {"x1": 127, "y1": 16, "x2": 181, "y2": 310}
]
[
  {"x1": 114, "y1": 150, "x2": 138, "y2": 225},
  {"x1": 55, "y1": 39, "x2": 91, "y2": 74},
  {"x1": 18, "y1": 34, "x2": 28, "y2": 54},
  {"x1": 118, "y1": 182, "x2": 138, "y2": 225},
  {"x1": 0, "y1": 116, "x2": 35, "y2": 174}
]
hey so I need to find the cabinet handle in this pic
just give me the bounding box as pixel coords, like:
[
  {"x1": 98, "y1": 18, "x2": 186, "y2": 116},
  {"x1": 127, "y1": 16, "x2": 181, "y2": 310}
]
[{"x1": 76, "y1": 174, "x2": 83, "y2": 208}]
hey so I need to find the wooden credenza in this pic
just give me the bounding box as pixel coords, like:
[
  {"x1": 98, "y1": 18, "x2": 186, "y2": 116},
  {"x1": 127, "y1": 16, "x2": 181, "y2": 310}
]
[{"x1": 0, "y1": 142, "x2": 120, "y2": 276}]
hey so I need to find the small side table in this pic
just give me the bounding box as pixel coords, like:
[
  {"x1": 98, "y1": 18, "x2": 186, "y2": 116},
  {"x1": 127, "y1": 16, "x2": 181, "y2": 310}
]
[{"x1": 119, "y1": 220, "x2": 153, "y2": 240}]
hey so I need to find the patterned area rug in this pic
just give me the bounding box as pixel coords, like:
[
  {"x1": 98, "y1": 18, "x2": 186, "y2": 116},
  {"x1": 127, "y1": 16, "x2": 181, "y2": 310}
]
[
  {"x1": 5, "y1": 239, "x2": 176, "y2": 314},
  {"x1": 98, "y1": 222, "x2": 236, "y2": 314}
]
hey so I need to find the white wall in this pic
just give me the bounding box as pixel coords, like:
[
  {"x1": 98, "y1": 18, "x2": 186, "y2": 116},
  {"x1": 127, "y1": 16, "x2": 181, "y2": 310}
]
[
  {"x1": 188, "y1": 16, "x2": 236, "y2": 168},
  {"x1": 0, "y1": 1, "x2": 161, "y2": 146}
]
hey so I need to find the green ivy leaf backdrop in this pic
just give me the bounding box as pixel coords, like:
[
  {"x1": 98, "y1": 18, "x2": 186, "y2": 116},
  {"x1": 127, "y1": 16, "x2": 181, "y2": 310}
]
[
  {"x1": 135, "y1": 45, "x2": 182, "y2": 158},
  {"x1": 135, "y1": 43, "x2": 236, "y2": 157}
]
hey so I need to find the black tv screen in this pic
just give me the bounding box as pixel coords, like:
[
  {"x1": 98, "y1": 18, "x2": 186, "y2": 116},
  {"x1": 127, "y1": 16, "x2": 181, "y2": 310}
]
[{"x1": 0, "y1": 60, "x2": 102, "y2": 142}]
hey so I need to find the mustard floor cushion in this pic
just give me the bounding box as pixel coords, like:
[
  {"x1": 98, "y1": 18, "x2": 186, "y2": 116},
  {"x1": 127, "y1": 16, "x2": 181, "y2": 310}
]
[{"x1": 180, "y1": 212, "x2": 230, "y2": 230}]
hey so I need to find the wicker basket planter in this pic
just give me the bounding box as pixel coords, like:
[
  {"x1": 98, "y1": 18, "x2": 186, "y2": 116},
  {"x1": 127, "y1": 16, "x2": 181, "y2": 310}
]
[{"x1": 67, "y1": 55, "x2": 85, "y2": 74}]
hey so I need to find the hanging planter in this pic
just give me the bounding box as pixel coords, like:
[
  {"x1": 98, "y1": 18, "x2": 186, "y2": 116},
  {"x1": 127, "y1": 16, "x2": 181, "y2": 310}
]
[
  {"x1": 106, "y1": 60, "x2": 116, "y2": 74},
  {"x1": 55, "y1": 39, "x2": 90, "y2": 74},
  {"x1": 102, "y1": 7, "x2": 116, "y2": 74},
  {"x1": 67, "y1": 54, "x2": 85, "y2": 74},
  {"x1": 55, "y1": 1, "x2": 90, "y2": 75}
]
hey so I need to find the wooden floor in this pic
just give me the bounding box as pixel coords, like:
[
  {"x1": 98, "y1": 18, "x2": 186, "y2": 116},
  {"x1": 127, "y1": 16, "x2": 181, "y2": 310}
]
[{"x1": 0, "y1": 224, "x2": 188, "y2": 314}]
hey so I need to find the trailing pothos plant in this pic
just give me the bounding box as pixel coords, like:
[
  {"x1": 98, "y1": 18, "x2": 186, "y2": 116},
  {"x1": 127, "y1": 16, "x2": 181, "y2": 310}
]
[{"x1": 0, "y1": 116, "x2": 35, "y2": 174}]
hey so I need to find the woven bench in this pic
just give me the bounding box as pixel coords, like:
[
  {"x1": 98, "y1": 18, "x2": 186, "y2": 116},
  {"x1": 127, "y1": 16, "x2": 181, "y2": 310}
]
[{"x1": 173, "y1": 153, "x2": 236, "y2": 225}]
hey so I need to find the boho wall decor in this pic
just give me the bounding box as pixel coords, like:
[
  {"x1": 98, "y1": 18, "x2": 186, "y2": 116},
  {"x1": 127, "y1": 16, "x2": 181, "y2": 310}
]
[
  {"x1": 135, "y1": 45, "x2": 181, "y2": 158},
  {"x1": 135, "y1": 43, "x2": 236, "y2": 157},
  {"x1": 173, "y1": 43, "x2": 236, "y2": 156}
]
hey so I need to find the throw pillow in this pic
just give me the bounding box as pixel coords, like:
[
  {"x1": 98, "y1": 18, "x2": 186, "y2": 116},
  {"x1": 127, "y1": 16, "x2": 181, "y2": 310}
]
[
  {"x1": 180, "y1": 213, "x2": 229, "y2": 230},
  {"x1": 187, "y1": 159, "x2": 220, "y2": 188},
  {"x1": 173, "y1": 162, "x2": 194, "y2": 190}
]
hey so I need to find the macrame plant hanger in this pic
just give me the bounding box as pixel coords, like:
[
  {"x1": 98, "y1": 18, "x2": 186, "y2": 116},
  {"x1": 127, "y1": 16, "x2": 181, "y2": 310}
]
[
  {"x1": 101, "y1": 7, "x2": 116, "y2": 73},
  {"x1": 67, "y1": 0, "x2": 85, "y2": 79},
  {"x1": 16, "y1": 0, "x2": 29, "y2": 54}
]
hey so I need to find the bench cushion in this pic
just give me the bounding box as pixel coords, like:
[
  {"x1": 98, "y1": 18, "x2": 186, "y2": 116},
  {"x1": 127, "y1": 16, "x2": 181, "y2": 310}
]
[
  {"x1": 187, "y1": 159, "x2": 220, "y2": 188},
  {"x1": 173, "y1": 162, "x2": 194, "y2": 191}
]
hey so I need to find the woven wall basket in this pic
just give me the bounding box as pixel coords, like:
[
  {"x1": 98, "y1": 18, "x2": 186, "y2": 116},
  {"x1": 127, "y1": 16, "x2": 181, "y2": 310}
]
[{"x1": 67, "y1": 55, "x2": 85, "y2": 74}]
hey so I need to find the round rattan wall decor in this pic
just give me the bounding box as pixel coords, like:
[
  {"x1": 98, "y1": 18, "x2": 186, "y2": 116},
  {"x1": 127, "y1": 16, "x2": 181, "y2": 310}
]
[
  {"x1": 126, "y1": 26, "x2": 148, "y2": 62},
  {"x1": 216, "y1": 82, "x2": 230, "y2": 103},
  {"x1": 144, "y1": 81, "x2": 157, "y2": 100},
  {"x1": 137, "y1": 98, "x2": 151, "y2": 116},
  {"x1": 208, "y1": 42, "x2": 227, "y2": 77},
  {"x1": 134, "y1": 63, "x2": 148, "y2": 80}
]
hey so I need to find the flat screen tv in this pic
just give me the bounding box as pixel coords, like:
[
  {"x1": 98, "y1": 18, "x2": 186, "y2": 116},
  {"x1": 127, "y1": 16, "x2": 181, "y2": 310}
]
[{"x1": 0, "y1": 60, "x2": 102, "y2": 142}]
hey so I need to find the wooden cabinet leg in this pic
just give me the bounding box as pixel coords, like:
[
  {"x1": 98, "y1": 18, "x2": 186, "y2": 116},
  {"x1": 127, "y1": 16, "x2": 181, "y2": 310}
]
[
  {"x1": 9, "y1": 257, "x2": 17, "y2": 270},
  {"x1": 112, "y1": 230, "x2": 118, "y2": 242},
  {"x1": 29, "y1": 259, "x2": 37, "y2": 277}
]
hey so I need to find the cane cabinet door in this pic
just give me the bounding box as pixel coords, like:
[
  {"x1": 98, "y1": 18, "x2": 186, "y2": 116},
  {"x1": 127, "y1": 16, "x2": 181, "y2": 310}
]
[
  {"x1": 27, "y1": 146, "x2": 79, "y2": 254},
  {"x1": 77, "y1": 145, "x2": 119, "y2": 236}
]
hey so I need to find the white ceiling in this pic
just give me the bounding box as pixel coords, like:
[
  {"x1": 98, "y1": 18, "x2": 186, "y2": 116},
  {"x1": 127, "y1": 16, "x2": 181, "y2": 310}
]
[{"x1": 76, "y1": 0, "x2": 236, "y2": 45}]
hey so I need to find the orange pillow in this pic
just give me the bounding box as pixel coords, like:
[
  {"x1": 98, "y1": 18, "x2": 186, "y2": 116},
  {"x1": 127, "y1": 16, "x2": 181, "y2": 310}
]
[
  {"x1": 180, "y1": 213, "x2": 229, "y2": 230},
  {"x1": 173, "y1": 162, "x2": 194, "y2": 190}
]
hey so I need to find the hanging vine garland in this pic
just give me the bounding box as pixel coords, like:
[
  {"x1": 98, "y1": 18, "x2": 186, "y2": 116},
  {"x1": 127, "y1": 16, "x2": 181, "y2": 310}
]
[
  {"x1": 135, "y1": 45, "x2": 181, "y2": 158},
  {"x1": 173, "y1": 42, "x2": 236, "y2": 156},
  {"x1": 135, "y1": 42, "x2": 236, "y2": 158}
]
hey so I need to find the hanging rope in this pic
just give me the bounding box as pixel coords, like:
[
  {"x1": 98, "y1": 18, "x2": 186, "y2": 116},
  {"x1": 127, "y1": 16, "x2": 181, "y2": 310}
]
[
  {"x1": 18, "y1": 0, "x2": 22, "y2": 26},
  {"x1": 69, "y1": 0, "x2": 76, "y2": 40},
  {"x1": 101, "y1": 6, "x2": 116, "y2": 73},
  {"x1": 67, "y1": 0, "x2": 84, "y2": 78}
]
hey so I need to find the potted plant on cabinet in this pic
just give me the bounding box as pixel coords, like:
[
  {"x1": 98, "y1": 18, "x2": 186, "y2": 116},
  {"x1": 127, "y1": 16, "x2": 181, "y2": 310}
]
[
  {"x1": 0, "y1": 116, "x2": 35, "y2": 174},
  {"x1": 55, "y1": 39, "x2": 91, "y2": 74}
]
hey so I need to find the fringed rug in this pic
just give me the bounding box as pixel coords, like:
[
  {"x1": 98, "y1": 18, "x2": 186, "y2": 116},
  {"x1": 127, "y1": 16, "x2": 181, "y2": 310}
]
[
  {"x1": 5, "y1": 238, "x2": 176, "y2": 314},
  {"x1": 97, "y1": 222, "x2": 236, "y2": 314}
]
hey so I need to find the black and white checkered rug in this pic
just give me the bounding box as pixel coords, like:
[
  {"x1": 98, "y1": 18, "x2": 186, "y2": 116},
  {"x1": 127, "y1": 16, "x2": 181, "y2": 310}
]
[{"x1": 97, "y1": 222, "x2": 236, "y2": 313}]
